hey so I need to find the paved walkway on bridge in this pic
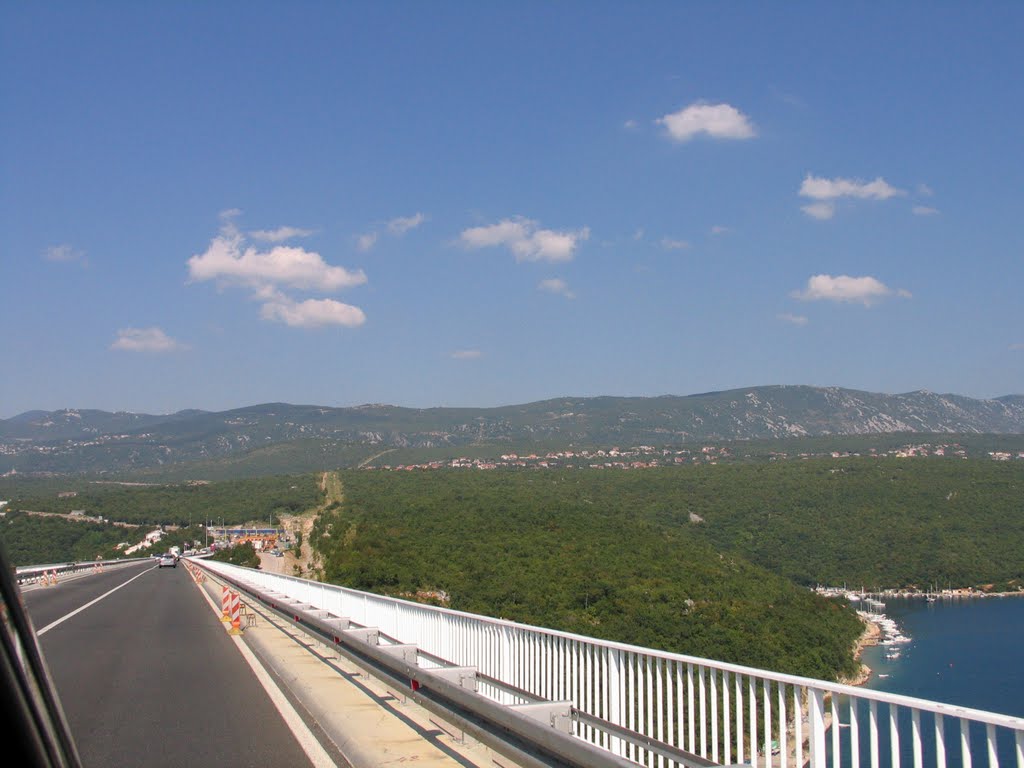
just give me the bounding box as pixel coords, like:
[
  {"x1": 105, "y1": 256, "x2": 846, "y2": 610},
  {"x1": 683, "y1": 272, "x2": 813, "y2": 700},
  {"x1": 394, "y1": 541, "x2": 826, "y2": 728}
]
[{"x1": 197, "y1": 571, "x2": 518, "y2": 768}]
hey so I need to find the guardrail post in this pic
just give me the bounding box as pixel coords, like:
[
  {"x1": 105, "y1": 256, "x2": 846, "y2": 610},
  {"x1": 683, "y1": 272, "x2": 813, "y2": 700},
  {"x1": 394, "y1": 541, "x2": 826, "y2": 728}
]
[{"x1": 511, "y1": 702, "x2": 574, "y2": 734}]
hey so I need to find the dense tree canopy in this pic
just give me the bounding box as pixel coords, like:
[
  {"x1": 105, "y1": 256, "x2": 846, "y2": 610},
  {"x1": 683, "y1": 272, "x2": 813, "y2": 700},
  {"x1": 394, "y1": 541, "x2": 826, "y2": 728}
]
[
  {"x1": 4, "y1": 457, "x2": 1021, "y2": 681},
  {"x1": 312, "y1": 469, "x2": 865, "y2": 680}
]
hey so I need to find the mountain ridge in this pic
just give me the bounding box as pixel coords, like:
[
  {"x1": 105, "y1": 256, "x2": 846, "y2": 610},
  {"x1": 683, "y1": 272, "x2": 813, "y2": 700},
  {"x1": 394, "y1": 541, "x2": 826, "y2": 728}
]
[{"x1": 2, "y1": 385, "x2": 1022, "y2": 475}]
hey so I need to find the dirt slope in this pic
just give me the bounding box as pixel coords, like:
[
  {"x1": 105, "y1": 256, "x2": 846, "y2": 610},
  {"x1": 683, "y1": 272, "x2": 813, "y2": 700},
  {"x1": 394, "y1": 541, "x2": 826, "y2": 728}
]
[{"x1": 259, "y1": 470, "x2": 341, "y2": 578}]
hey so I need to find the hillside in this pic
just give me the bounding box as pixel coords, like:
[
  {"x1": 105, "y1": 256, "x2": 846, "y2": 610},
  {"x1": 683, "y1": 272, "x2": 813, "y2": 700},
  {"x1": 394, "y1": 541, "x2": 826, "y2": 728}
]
[
  {"x1": 2, "y1": 386, "x2": 1022, "y2": 476},
  {"x1": 6, "y1": 457, "x2": 1022, "y2": 680},
  {"x1": 312, "y1": 468, "x2": 865, "y2": 681}
]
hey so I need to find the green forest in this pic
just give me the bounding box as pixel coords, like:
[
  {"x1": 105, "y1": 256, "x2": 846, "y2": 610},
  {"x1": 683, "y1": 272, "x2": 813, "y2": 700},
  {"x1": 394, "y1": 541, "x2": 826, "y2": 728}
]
[
  {"x1": 0, "y1": 512, "x2": 140, "y2": 564},
  {"x1": 0, "y1": 474, "x2": 320, "y2": 565},
  {"x1": 311, "y1": 469, "x2": 865, "y2": 680},
  {"x1": 4, "y1": 457, "x2": 1022, "y2": 681},
  {"x1": 0, "y1": 474, "x2": 320, "y2": 527}
]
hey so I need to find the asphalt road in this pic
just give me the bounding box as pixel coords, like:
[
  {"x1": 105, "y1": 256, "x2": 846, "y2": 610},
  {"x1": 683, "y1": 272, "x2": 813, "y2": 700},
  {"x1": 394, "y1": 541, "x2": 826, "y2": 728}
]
[{"x1": 23, "y1": 560, "x2": 319, "y2": 768}]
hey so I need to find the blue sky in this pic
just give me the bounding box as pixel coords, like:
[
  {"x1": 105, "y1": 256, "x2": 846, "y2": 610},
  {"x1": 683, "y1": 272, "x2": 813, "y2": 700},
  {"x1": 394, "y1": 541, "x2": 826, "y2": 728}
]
[{"x1": 2, "y1": 2, "x2": 1022, "y2": 417}]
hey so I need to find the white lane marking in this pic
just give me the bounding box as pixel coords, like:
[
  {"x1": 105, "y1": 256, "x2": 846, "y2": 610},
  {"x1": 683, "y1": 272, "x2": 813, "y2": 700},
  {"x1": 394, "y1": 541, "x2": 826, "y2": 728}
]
[
  {"x1": 36, "y1": 566, "x2": 155, "y2": 637},
  {"x1": 194, "y1": 579, "x2": 337, "y2": 768}
]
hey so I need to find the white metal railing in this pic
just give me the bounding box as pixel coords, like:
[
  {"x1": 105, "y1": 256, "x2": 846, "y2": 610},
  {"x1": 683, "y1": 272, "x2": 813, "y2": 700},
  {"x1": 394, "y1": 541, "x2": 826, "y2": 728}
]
[{"x1": 202, "y1": 561, "x2": 1024, "y2": 768}]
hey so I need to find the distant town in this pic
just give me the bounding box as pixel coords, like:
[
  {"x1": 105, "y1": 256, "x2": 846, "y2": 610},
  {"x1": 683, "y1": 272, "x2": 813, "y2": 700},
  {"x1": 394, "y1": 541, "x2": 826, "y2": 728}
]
[{"x1": 367, "y1": 442, "x2": 1024, "y2": 472}]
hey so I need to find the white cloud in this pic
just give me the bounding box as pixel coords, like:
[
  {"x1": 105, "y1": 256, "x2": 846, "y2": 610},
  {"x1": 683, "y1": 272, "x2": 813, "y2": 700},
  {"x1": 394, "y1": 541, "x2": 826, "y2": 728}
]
[
  {"x1": 388, "y1": 212, "x2": 427, "y2": 235},
  {"x1": 43, "y1": 244, "x2": 87, "y2": 265},
  {"x1": 356, "y1": 232, "x2": 378, "y2": 252},
  {"x1": 799, "y1": 174, "x2": 904, "y2": 201},
  {"x1": 633, "y1": 228, "x2": 645, "y2": 241},
  {"x1": 538, "y1": 278, "x2": 576, "y2": 299},
  {"x1": 660, "y1": 237, "x2": 690, "y2": 251},
  {"x1": 624, "y1": 119, "x2": 638, "y2": 129},
  {"x1": 188, "y1": 214, "x2": 367, "y2": 330},
  {"x1": 188, "y1": 231, "x2": 366, "y2": 292},
  {"x1": 111, "y1": 327, "x2": 187, "y2": 352},
  {"x1": 249, "y1": 226, "x2": 315, "y2": 242},
  {"x1": 460, "y1": 217, "x2": 589, "y2": 263},
  {"x1": 912, "y1": 205, "x2": 939, "y2": 216},
  {"x1": 656, "y1": 102, "x2": 756, "y2": 142},
  {"x1": 710, "y1": 225, "x2": 729, "y2": 235},
  {"x1": 451, "y1": 349, "x2": 482, "y2": 360},
  {"x1": 1010, "y1": 343, "x2": 1024, "y2": 352},
  {"x1": 801, "y1": 202, "x2": 836, "y2": 220},
  {"x1": 917, "y1": 183, "x2": 934, "y2": 197},
  {"x1": 260, "y1": 296, "x2": 366, "y2": 328},
  {"x1": 799, "y1": 175, "x2": 905, "y2": 219},
  {"x1": 778, "y1": 313, "x2": 809, "y2": 326},
  {"x1": 791, "y1": 274, "x2": 911, "y2": 307}
]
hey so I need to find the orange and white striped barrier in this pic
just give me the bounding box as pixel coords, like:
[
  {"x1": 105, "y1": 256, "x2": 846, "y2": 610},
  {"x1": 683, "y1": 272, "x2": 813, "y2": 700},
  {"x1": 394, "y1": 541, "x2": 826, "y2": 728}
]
[
  {"x1": 48, "y1": 570, "x2": 57, "y2": 587},
  {"x1": 228, "y1": 591, "x2": 242, "y2": 635},
  {"x1": 221, "y1": 585, "x2": 231, "y2": 622}
]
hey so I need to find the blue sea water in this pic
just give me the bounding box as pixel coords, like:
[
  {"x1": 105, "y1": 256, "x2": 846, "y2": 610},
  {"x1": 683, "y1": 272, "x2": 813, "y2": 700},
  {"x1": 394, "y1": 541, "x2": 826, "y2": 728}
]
[
  {"x1": 861, "y1": 595, "x2": 1024, "y2": 718},
  {"x1": 832, "y1": 596, "x2": 1024, "y2": 768}
]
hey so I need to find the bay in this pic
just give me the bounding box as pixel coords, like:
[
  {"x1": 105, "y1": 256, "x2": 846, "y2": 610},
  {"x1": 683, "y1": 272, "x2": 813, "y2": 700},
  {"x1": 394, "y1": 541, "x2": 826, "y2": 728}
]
[
  {"x1": 861, "y1": 595, "x2": 1024, "y2": 718},
  {"x1": 831, "y1": 595, "x2": 1024, "y2": 768}
]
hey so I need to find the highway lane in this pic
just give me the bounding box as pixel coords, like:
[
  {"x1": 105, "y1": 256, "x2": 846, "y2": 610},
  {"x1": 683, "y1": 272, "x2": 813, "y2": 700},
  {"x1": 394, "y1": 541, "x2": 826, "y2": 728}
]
[{"x1": 23, "y1": 560, "x2": 325, "y2": 767}]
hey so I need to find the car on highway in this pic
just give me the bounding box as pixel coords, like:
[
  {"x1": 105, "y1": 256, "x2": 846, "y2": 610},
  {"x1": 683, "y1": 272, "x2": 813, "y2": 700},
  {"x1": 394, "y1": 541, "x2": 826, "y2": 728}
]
[{"x1": 158, "y1": 554, "x2": 176, "y2": 568}]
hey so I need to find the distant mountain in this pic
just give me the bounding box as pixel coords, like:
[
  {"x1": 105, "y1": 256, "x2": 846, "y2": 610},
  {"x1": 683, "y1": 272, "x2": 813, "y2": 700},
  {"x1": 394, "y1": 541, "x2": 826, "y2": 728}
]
[{"x1": 1, "y1": 386, "x2": 1022, "y2": 476}]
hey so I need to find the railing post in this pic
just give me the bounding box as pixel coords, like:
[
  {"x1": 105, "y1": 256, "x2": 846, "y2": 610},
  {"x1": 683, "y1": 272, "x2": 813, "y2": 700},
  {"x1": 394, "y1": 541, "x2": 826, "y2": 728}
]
[
  {"x1": 891, "y1": 703, "x2": 902, "y2": 768},
  {"x1": 850, "y1": 692, "x2": 860, "y2": 768},
  {"x1": 832, "y1": 695, "x2": 840, "y2": 768},
  {"x1": 751, "y1": 676, "x2": 759, "y2": 768},
  {"x1": 913, "y1": 709, "x2": 923, "y2": 768},
  {"x1": 809, "y1": 687, "x2": 826, "y2": 768},
  {"x1": 986, "y1": 724, "x2": 998, "y2": 768},
  {"x1": 870, "y1": 699, "x2": 880, "y2": 768},
  {"x1": 960, "y1": 718, "x2": 973, "y2": 768},
  {"x1": 608, "y1": 648, "x2": 621, "y2": 756},
  {"x1": 699, "y1": 664, "x2": 707, "y2": 758},
  {"x1": 935, "y1": 713, "x2": 946, "y2": 768},
  {"x1": 794, "y1": 686, "x2": 804, "y2": 768},
  {"x1": 779, "y1": 682, "x2": 787, "y2": 768}
]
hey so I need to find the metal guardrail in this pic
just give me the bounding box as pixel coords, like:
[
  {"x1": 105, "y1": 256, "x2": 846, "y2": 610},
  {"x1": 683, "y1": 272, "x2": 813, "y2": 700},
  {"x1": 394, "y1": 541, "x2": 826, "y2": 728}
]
[
  {"x1": 15, "y1": 557, "x2": 152, "y2": 585},
  {"x1": 198, "y1": 559, "x2": 642, "y2": 768},
  {"x1": 197, "y1": 561, "x2": 1024, "y2": 768}
]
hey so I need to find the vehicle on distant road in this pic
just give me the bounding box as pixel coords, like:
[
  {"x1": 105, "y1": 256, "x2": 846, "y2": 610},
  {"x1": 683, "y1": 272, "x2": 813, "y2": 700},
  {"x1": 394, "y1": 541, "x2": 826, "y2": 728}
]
[{"x1": 158, "y1": 554, "x2": 176, "y2": 569}]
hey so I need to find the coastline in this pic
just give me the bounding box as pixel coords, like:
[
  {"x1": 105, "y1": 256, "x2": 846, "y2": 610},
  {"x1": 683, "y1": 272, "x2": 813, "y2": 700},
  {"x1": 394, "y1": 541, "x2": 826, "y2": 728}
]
[
  {"x1": 824, "y1": 589, "x2": 1024, "y2": 687},
  {"x1": 841, "y1": 614, "x2": 881, "y2": 686}
]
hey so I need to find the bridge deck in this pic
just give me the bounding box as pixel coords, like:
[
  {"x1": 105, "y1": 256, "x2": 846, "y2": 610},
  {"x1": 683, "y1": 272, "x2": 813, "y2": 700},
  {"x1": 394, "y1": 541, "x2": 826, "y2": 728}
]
[{"x1": 198, "y1": 574, "x2": 515, "y2": 767}]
